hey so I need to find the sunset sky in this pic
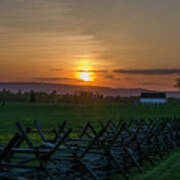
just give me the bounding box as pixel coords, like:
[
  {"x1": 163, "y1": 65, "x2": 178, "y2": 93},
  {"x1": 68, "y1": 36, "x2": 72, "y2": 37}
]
[{"x1": 0, "y1": 0, "x2": 180, "y2": 90}]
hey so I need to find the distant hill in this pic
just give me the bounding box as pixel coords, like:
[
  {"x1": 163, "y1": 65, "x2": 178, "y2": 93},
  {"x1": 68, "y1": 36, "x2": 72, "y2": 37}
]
[{"x1": 0, "y1": 82, "x2": 179, "y2": 98}]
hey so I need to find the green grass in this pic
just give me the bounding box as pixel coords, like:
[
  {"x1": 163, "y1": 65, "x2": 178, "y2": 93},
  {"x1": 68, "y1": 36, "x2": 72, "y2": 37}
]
[
  {"x1": 0, "y1": 101, "x2": 180, "y2": 179},
  {"x1": 0, "y1": 101, "x2": 180, "y2": 142},
  {"x1": 113, "y1": 149, "x2": 180, "y2": 180},
  {"x1": 0, "y1": 102, "x2": 180, "y2": 128},
  {"x1": 136, "y1": 151, "x2": 180, "y2": 180}
]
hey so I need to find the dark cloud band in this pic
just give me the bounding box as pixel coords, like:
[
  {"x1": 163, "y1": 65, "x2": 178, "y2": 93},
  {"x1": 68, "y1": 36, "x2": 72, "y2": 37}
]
[
  {"x1": 33, "y1": 77, "x2": 81, "y2": 82},
  {"x1": 113, "y1": 69, "x2": 180, "y2": 75},
  {"x1": 77, "y1": 70, "x2": 108, "y2": 73}
]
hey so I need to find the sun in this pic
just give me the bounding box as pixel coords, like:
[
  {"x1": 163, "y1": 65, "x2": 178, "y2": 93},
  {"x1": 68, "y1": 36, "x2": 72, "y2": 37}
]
[
  {"x1": 79, "y1": 72, "x2": 91, "y2": 82},
  {"x1": 76, "y1": 65, "x2": 95, "y2": 82}
]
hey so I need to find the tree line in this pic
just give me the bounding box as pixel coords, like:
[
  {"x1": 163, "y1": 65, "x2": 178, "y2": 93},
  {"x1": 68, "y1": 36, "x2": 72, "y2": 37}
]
[{"x1": 0, "y1": 89, "x2": 137, "y2": 104}]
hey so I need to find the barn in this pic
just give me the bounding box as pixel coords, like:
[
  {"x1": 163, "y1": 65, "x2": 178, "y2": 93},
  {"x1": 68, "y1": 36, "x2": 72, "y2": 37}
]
[{"x1": 140, "y1": 92, "x2": 167, "y2": 104}]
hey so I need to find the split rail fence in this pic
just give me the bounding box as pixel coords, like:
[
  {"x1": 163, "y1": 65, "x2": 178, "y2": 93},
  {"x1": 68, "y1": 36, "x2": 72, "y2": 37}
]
[{"x1": 0, "y1": 118, "x2": 180, "y2": 180}]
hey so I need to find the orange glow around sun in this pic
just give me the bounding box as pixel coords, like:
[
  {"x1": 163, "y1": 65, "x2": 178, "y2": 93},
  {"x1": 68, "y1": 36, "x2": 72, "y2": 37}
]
[{"x1": 75, "y1": 60, "x2": 95, "y2": 82}]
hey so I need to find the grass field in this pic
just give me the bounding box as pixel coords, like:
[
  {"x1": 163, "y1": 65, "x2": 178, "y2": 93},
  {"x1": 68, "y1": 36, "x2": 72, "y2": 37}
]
[
  {"x1": 113, "y1": 149, "x2": 180, "y2": 180},
  {"x1": 0, "y1": 101, "x2": 180, "y2": 179},
  {"x1": 0, "y1": 101, "x2": 180, "y2": 128}
]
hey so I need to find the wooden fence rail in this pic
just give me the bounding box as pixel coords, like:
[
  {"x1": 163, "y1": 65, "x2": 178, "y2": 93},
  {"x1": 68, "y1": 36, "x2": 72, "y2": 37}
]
[{"x1": 0, "y1": 117, "x2": 180, "y2": 179}]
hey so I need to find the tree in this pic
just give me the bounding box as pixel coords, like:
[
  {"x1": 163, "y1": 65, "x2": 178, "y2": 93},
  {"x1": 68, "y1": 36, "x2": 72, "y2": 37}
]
[
  {"x1": 29, "y1": 90, "x2": 36, "y2": 102},
  {"x1": 49, "y1": 90, "x2": 58, "y2": 103},
  {"x1": 175, "y1": 78, "x2": 180, "y2": 90}
]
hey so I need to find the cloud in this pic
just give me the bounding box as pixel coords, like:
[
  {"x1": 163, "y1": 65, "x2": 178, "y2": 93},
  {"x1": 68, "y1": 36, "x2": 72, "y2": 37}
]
[
  {"x1": 49, "y1": 68, "x2": 62, "y2": 72},
  {"x1": 33, "y1": 77, "x2": 81, "y2": 82},
  {"x1": 140, "y1": 82, "x2": 163, "y2": 86},
  {"x1": 77, "y1": 70, "x2": 108, "y2": 73},
  {"x1": 113, "y1": 69, "x2": 180, "y2": 75},
  {"x1": 105, "y1": 75, "x2": 121, "y2": 80},
  {"x1": 0, "y1": 0, "x2": 105, "y2": 60}
]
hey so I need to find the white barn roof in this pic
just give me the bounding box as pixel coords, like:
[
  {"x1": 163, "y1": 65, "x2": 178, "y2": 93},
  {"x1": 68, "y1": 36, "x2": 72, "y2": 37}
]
[{"x1": 140, "y1": 92, "x2": 167, "y2": 104}]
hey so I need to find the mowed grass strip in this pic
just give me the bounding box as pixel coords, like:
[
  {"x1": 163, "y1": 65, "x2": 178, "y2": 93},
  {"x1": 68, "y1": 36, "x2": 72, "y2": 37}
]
[
  {"x1": 134, "y1": 150, "x2": 180, "y2": 180},
  {"x1": 113, "y1": 149, "x2": 180, "y2": 180}
]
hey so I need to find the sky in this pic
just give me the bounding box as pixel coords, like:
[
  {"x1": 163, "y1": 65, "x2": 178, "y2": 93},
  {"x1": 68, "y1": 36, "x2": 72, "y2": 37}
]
[{"x1": 0, "y1": 0, "x2": 180, "y2": 90}]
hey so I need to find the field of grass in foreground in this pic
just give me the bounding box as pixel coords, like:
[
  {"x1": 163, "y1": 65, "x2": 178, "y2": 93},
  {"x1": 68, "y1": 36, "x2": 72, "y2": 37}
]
[
  {"x1": 113, "y1": 149, "x2": 180, "y2": 180},
  {"x1": 0, "y1": 101, "x2": 180, "y2": 179}
]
